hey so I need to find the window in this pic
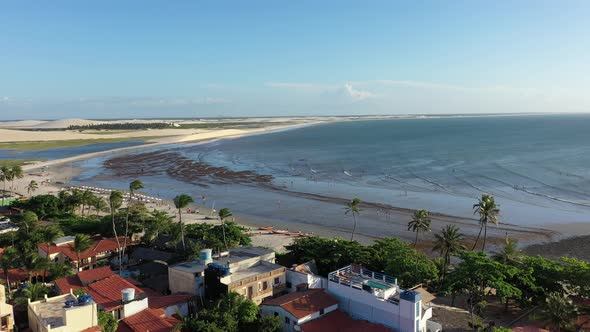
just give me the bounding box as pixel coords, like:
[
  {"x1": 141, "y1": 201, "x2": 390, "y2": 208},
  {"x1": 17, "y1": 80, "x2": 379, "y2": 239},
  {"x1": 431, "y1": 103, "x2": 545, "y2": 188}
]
[
  {"x1": 263, "y1": 281, "x2": 268, "y2": 290},
  {"x1": 274, "y1": 312, "x2": 279, "y2": 317},
  {"x1": 274, "y1": 277, "x2": 280, "y2": 285},
  {"x1": 285, "y1": 317, "x2": 290, "y2": 324},
  {"x1": 416, "y1": 320, "x2": 420, "y2": 331},
  {"x1": 416, "y1": 302, "x2": 420, "y2": 316},
  {"x1": 319, "y1": 309, "x2": 325, "y2": 315},
  {"x1": 286, "y1": 282, "x2": 292, "y2": 289}
]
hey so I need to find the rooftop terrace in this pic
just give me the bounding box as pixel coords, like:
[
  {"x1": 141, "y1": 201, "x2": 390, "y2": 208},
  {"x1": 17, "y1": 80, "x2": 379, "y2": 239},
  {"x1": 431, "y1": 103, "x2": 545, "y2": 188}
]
[
  {"x1": 30, "y1": 294, "x2": 89, "y2": 330},
  {"x1": 328, "y1": 264, "x2": 401, "y2": 303}
]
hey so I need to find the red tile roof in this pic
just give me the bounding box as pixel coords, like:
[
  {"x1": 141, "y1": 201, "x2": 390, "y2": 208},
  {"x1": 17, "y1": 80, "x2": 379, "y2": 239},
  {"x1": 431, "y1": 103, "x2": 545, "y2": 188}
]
[
  {"x1": 85, "y1": 275, "x2": 145, "y2": 311},
  {"x1": 80, "y1": 327, "x2": 102, "y2": 332},
  {"x1": 39, "y1": 237, "x2": 130, "y2": 261},
  {"x1": 118, "y1": 308, "x2": 180, "y2": 332},
  {"x1": 149, "y1": 293, "x2": 193, "y2": 309},
  {"x1": 55, "y1": 276, "x2": 84, "y2": 294},
  {"x1": 301, "y1": 310, "x2": 390, "y2": 332},
  {"x1": 261, "y1": 289, "x2": 338, "y2": 319},
  {"x1": 78, "y1": 266, "x2": 115, "y2": 284},
  {"x1": 54, "y1": 267, "x2": 115, "y2": 294}
]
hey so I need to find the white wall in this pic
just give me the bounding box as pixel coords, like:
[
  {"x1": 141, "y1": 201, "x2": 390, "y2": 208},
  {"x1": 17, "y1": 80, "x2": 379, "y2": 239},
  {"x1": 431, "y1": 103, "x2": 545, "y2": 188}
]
[
  {"x1": 260, "y1": 302, "x2": 337, "y2": 332},
  {"x1": 285, "y1": 271, "x2": 328, "y2": 292},
  {"x1": 327, "y1": 281, "x2": 401, "y2": 330},
  {"x1": 163, "y1": 302, "x2": 189, "y2": 317},
  {"x1": 122, "y1": 298, "x2": 148, "y2": 319}
]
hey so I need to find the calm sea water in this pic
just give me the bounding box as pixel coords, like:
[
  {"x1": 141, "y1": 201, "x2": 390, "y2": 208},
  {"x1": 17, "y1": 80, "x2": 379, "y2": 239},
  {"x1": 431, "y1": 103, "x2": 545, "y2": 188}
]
[
  {"x1": 0, "y1": 140, "x2": 147, "y2": 161},
  {"x1": 72, "y1": 115, "x2": 590, "y2": 237}
]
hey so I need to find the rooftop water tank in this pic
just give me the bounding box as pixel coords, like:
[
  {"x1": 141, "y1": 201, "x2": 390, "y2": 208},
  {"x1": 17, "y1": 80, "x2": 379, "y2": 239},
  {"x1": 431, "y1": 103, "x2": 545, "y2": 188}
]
[
  {"x1": 121, "y1": 288, "x2": 135, "y2": 303},
  {"x1": 200, "y1": 249, "x2": 213, "y2": 265},
  {"x1": 78, "y1": 294, "x2": 93, "y2": 305}
]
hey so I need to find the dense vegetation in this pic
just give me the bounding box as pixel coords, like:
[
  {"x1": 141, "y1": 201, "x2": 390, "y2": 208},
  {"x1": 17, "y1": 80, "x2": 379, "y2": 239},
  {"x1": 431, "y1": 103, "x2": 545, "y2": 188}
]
[{"x1": 68, "y1": 122, "x2": 172, "y2": 130}]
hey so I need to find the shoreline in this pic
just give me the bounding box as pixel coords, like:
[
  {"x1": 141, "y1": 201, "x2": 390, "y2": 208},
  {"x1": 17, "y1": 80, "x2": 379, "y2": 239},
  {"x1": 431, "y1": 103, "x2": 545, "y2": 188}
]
[{"x1": 21, "y1": 120, "x2": 328, "y2": 172}]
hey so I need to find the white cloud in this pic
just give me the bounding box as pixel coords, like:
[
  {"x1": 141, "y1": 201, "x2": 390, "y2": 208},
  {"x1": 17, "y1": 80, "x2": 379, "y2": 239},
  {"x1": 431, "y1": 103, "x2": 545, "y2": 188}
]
[{"x1": 343, "y1": 83, "x2": 374, "y2": 100}]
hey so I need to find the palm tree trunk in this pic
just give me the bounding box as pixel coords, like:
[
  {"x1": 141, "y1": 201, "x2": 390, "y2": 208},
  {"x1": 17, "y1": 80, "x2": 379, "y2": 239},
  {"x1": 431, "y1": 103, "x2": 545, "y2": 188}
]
[
  {"x1": 482, "y1": 224, "x2": 488, "y2": 252},
  {"x1": 1, "y1": 181, "x2": 5, "y2": 206},
  {"x1": 111, "y1": 207, "x2": 122, "y2": 273},
  {"x1": 221, "y1": 218, "x2": 227, "y2": 251},
  {"x1": 414, "y1": 231, "x2": 419, "y2": 247},
  {"x1": 179, "y1": 209, "x2": 186, "y2": 251},
  {"x1": 471, "y1": 224, "x2": 484, "y2": 251},
  {"x1": 350, "y1": 214, "x2": 357, "y2": 241},
  {"x1": 122, "y1": 196, "x2": 131, "y2": 265}
]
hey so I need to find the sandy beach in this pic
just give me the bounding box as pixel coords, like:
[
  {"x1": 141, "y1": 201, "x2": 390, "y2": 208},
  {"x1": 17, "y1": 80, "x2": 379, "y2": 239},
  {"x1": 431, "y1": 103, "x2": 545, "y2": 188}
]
[{"x1": 2, "y1": 116, "x2": 588, "y2": 258}]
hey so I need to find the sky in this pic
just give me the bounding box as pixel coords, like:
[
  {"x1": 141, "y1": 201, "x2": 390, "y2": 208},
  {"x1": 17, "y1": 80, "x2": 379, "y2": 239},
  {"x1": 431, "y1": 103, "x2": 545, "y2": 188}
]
[{"x1": 1, "y1": 1, "x2": 589, "y2": 120}]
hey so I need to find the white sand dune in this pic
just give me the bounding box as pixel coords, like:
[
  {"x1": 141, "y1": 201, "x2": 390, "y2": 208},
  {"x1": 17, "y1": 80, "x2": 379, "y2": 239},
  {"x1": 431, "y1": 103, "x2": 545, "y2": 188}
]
[
  {"x1": 31, "y1": 118, "x2": 106, "y2": 129},
  {"x1": 0, "y1": 120, "x2": 49, "y2": 128}
]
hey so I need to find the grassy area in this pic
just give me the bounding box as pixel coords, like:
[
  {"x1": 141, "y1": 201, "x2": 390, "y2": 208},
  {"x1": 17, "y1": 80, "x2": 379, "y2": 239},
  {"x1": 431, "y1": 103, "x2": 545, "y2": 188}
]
[
  {"x1": 0, "y1": 136, "x2": 162, "y2": 151},
  {"x1": 178, "y1": 121, "x2": 281, "y2": 129},
  {"x1": 0, "y1": 159, "x2": 44, "y2": 167}
]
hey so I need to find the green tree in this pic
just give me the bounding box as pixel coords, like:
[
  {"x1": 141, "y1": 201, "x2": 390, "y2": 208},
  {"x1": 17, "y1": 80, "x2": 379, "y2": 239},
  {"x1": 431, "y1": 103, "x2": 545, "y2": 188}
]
[
  {"x1": 218, "y1": 208, "x2": 233, "y2": 251},
  {"x1": 69, "y1": 234, "x2": 92, "y2": 270},
  {"x1": 123, "y1": 180, "x2": 144, "y2": 260},
  {"x1": 98, "y1": 310, "x2": 119, "y2": 332},
  {"x1": 26, "y1": 180, "x2": 39, "y2": 196},
  {"x1": 345, "y1": 198, "x2": 361, "y2": 241},
  {"x1": 39, "y1": 225, "x2": 63, "y2": 280},
  {"x1": 173, "y1": 194, "x2": 194, "y2": 251},
  {"x1": 537, "y1": 292, "x2": 579, "y2": 332},
  {"x1": 92, "y1": 195, "x2": 108, "y2": 217},
  {"x1": 446, "y1": 251, "x2": 521, "y2": 326},
  {"x1": 20, "y1": 211, "x2": 39, "y2": 236},
  {"x1": 23, "y1": 253, "x2": 49, "y2": 283},
  {"x1": 25, "y1": 194, "x2": 61, "y2": 219},
  {"x1": 0, "y1": 166, "x2": 9, "y2": 206},
  {"x1": 370, "y1": 238, "x2": 438, "y2": 288},
  {"x1": 9, "y1": 165, "x2": 23, "y2": 193},
  {"x1": 492, "y1": 236, "x2": 523, "y2": 265},
  {"x1": 48, "y1": 262, "x2": 75, "y2": 280},
  {"x1": 472, "y1": 194, "x2": 500, "y2": 252},
  {"x1": 432, "y1": 225, "x2": 465, "y2": 284},
  {"x1": 407, "y1": 209, "x2": 431, "y2": 247},
  {"x1": 109, "y1": 190, "x2": 124, "y2": 272},
  {"x1": 14, "y1": 282, "x2": 49, "y2": 305},
  {"x1": 0, "y1": 247, "x2": 18, "y2": 292},
  {"x1": 285, "y1": 237, "x2": 371, "y2": 276}
]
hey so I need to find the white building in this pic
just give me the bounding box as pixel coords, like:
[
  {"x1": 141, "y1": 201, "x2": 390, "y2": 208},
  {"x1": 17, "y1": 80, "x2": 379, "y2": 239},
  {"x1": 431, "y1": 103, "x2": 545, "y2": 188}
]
[
  {"x1": 327, "y1": 265, "x2": 442, "y2": 332},
  {"x1": 27, "y1": 291, "x2": 99, "y2": 332},
  {"x1": 285, "y1": 261, "x2": 328, "y2": 292},
  {"x1": 260, "y1": 288, "x2": 338, "y2": 332}
]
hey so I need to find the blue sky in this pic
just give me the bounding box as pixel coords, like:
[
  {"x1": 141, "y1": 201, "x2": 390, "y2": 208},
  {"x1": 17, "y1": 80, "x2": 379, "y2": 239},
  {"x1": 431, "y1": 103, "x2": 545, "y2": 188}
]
[{"x1": 1, "y1": 1, "x2": 589, "y2": 119}]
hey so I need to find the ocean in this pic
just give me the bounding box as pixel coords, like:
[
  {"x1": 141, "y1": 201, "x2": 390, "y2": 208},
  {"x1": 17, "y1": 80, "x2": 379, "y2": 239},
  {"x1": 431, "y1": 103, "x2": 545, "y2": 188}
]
[{"x1": 71, "y1": 114, "x2": 590, "y2": 241}]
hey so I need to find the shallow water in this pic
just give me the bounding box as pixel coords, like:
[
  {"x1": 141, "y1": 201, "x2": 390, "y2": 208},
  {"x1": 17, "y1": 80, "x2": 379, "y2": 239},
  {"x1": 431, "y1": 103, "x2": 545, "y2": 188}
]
[
  {"x1": 70, "y1": 115, "x2": 590, "y2": 238},
  {"x1": 0, "y1": 140, "x2": 147, "y2": 161}
]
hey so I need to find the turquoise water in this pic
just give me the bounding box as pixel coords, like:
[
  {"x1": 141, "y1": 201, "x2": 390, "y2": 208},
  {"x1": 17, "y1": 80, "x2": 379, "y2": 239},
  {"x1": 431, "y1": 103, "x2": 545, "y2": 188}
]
[{"x1": 71, "y1": 114, "x2": 590, "y2": 240}]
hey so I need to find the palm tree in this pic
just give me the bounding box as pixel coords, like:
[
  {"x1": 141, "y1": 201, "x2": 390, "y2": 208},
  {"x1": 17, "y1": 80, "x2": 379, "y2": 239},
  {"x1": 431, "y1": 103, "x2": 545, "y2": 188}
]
[
  {"x1": 472, "y1": 194, "x2": 500, "y2": 252},
  {"x1": 40, "y1": 226, "x2": 63, "y2": 280},
  {"x1": 173, "y1": 194, "x2": 194, "y2": 251},
  {"x1": 109, "y1": 191, "x2": 124, "y2": 272},
  {"x1": 10, "y1": 165, "x2": 23, "y2": 193},
  {"x1": 408, "y1": 209, "x2": 432, "y2": 247},
  {"x1": 538, "y1": 293, "x2": 579, "y2": 332},
  {"x1": 26, "y1": 180, "x2": 39, "y2": 196},
  {"x1": 92, "y1": 196, "x2": 108, "y2": 216},
  {"x1": 492, "y1": 235, "x2": 523, "y2": 265},
  {"x1": 81, "y1": 190, "x2": 95, "y2": 216},
  {"x1": 14, "y1": 282, "x2": 50, "y2": 305},
  {"x1": 432, "y1": 225, "x2": 465, "y2": 283},
  {"x1": 218, "y1": 208, "x2": 233, "y2": 251},
  {"x1": 0, "y1": 247, "x2": 18, "y2": 293},
  {"x1": 0, "y1": 166, "x2": 8, "y2": 206},
  {"x1": 48, "y1": 262, "x2": 75, "y2": 280},
  {"x1": 345, "y1": 198, "x2": 361, "y2": 241},
  {"x1": 24, "y1": 253, "x2": 49, "y2": 283},
  {"x1": 69, "y1": 234, "x2": 92, "y2": 271},
  {"x1": 123, "y1": 180, "x2": 144, "y2": 260}
]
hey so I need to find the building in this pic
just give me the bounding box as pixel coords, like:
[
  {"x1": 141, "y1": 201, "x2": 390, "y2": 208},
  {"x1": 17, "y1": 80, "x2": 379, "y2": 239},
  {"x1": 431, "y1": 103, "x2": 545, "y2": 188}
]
[
  {"x1": 38, "y1": 236, "x2": 133, "y2": 271},
  {"x1": 0, "y1": 284, "x2": 14, "y2": 332},
  {"x1": 84, "y1": 275, "x2": 148, "y2": 320},
  {"x1": 117, "y1": 308, "x2": 180, "y2": 332},
  {"x1": 285, "y1": 261, "x2": 328, "y2": 293},
  {"x1": 147, "y1": 293, "x2": 194, "y2": 317},
  {"x1": 260, "y1": 288, "x2": 338, "y2": 332},
  {"x1": 54, "y1": 266, "x2": 115, "y2": 294},
  {"x1": 0, "y1": 218, "x2": 18, "y2": 234},
  {"x1": 27, "y1": 291, "x2": 99, "y2": 332},
  {"x1": 300, "y1": 309, "x2": 390, "y2": 332},
  {"x1": 327, "y1": 264, "x2": 441, "y2": 332},
  {"x1": 203, "y1": 247, "x2": 287, "y2": 304},
  {"x1": 169, "y1": 247, "x2": 287, "y2": 304}
]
